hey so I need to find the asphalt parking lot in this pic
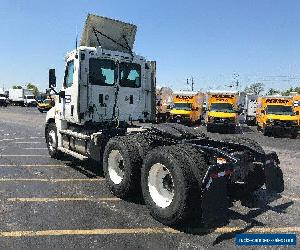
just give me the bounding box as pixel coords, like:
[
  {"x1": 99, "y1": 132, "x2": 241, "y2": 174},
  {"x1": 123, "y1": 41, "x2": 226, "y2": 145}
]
[{"x1": 0, "y1": 106, "x2": 299, "y2": 249}]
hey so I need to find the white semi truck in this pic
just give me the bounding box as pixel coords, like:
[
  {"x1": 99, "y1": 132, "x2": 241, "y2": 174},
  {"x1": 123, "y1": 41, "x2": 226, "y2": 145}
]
[
  {"x1": 45, "y1": 14, "x2": 284, "y2": 226},
  {"x1": 9, "y1": 88, "x2": 37, "y2": 106}
]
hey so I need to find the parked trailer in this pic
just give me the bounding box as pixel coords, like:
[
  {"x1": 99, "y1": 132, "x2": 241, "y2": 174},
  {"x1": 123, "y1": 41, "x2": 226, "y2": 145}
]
[
  {"x1": 45, "y1": 14, "x2": 284, "y2": 226},
  {"x1": 244, "y1": 94, "x2": 258, "y2": 126}
]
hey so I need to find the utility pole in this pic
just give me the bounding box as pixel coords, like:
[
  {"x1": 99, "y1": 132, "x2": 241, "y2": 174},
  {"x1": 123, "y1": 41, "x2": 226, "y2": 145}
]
[
  {"x1": 186, "y1": 77, "x2": 195, "y2": 91},
  {"x1": 233, "y1": 73, "x2": 239, "y2": 92},
  {"x1": 191, "y1": 76, "x2": 194, "y2": 91}
]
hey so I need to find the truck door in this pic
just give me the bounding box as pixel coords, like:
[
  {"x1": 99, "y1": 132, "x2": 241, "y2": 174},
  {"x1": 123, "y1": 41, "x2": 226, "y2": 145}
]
[
  {"x1": 87, "y1": 58, "x2": 117, "y2": 122},
  {"x1": 62, "y1": 58, "x2": 79, "y2": 123},
  {"x1": 115, "y1": 62, "x2": 144, "y2": 121}
]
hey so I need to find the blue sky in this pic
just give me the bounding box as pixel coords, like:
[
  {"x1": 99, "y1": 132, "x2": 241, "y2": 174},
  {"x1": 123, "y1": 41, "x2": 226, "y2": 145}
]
[{"x1": 1, "y1": 0, "x2": 300, "y2": 92}]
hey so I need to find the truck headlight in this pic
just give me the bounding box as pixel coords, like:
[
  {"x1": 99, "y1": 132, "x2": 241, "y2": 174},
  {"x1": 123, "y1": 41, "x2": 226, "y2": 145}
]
[
  {"x1": 291, "y1": 120, "x2": 297, "y2": 125},
  {"x1": 208, "y1": 116, "x2": 214, "y2": 122}
]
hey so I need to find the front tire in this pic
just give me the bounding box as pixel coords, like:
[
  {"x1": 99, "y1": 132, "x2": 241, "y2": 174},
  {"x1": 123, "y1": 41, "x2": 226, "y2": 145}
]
[{"x1": 46, "y1": 123, "x2": 61, "y2": 158}]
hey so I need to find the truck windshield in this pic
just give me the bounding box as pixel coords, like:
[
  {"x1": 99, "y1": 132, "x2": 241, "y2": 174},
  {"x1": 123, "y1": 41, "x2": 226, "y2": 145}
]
[
  {"x1": 267, "y1": 105, "x2": 295, "y2": 115},
  {"x1": 119, "y1": 62, "x2": 141, "y2": 88},
  {"x1": 173, "y1": 103, "x2": 192, "y2": 110},
  {"x1": 210, "y1": 103, "x2": 234, "y2": 112}
]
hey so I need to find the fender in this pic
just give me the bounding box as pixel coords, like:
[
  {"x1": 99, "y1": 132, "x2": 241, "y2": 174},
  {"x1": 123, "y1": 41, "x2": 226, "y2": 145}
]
[{"x1": 45, "y1": 107, "x2": 56, "y2": 124}]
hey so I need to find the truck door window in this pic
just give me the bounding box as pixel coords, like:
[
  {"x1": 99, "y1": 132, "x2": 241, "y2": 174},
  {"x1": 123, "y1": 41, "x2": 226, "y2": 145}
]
[
  {"x1": 89, "y1": 58, "x2": 115, "y2": 86},
  {"x1": 64, "y1": 61, "x2": 74, "y2": 88},
  {"x1": 119, "y1": 62, "x2": 141, "y2": 88}
]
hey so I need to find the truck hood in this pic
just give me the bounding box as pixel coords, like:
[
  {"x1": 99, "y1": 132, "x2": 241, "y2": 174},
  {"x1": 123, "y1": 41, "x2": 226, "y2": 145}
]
[
  {"x1": 267, "y1": 114, "x2": 298, "y2": 121},
  {"x1": 38, "y1": 103, "x2": 50, "y2": 108},
  {"x1": 208, "y1": 111, "x2": 236, "y2": 118},
  {"x1": 80, "y1": 14, "x2": 137, "y2": 53}
]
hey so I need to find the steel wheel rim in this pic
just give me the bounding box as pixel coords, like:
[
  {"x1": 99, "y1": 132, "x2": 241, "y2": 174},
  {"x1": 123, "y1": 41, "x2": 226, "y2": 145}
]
[
  {"x1": 108, "y1": 150, "x2": 125, "y2": 185},
  {"x1": 48, "y1": 130, "x2": 56, "y2": 152},
  {"x1": 148, "y1": 163, "x2": 175, "y2": 208}
]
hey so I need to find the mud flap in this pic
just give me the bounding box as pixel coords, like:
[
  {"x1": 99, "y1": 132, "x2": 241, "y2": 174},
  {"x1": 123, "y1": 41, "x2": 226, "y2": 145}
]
[
  {"x1": 201, "y1": 176, "x2": 228, "y2": 226},
  {"x1": 264, "y1": 152, "x2": 284, "y2": 193}
]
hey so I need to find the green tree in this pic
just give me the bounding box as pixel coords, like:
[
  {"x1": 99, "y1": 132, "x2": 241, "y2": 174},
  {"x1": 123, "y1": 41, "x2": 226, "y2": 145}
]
[
  {"x1": 266, "y1": 88, "x2": 280, "y2": 96},
  {"x1": 27, "y1": 83, "x2": 39, "y2": 96},
  {"x1": 12, "y1": 85, "x2": 22, "y2": 89},
  {"x1": 281, "y1": 87, "x2": 300, "y2": 96},
  {"x1": 244, "y1": 82, "x2": 264, "y2": 95}
]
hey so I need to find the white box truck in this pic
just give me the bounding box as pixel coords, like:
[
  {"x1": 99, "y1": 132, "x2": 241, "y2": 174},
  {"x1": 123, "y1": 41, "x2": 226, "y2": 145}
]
[
  {"x1": 8, "y1": 88, "x2": 37, "y2": 106},
  {"x1": 244, "y1": 94, "x2": 258, "y2": 125},
  {"x1": 0, "y1": 88, "x2": 8, "y2": 107}
]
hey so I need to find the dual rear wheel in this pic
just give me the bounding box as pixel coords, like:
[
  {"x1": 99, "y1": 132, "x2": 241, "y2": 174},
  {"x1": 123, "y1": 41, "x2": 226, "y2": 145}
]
[{"x1": 103, "y1": 138, "x2": 207, "y2": 226}]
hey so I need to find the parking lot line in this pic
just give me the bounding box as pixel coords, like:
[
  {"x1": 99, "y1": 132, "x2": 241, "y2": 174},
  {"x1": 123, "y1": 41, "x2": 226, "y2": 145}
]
[
  {"x1": 0, "y1": 227, "x2": 299, "y2": 237},
  {"x1": 0, "y1": 178, "x2": 104, "y2": 182},
  {"x1": 14, "y1": 142, "x2": 44, "y2": 144},
  {"x1": 281, "y1": 194, "x2": 300, "y2": 201},
  {"x1": 0, "y1": 164, "x2": 65, "y2": 167},
  {"x1": 0, "y1": 227, "x2": 178, "y2": 237},
  {"x1": 7, "y1": 197, "x2": 120, "y2": 202},
  {"x1": 0, "y1": 155, "x2": 48, "y2": 157},
  {"x1": 24, "y1": 148, "x2": 48, "y2": 150}
]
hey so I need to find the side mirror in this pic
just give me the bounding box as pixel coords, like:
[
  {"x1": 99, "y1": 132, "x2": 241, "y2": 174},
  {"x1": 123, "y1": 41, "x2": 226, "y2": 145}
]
[
  {"x1": 296, "y1": 111, "x2": 299, "y2": 115},
  {"x1": 59, "y1": 91, "x2": 65, "y2": 99},
  {"x1": 49, "y1": 69, "x2": 56, "y2": 88},
  {"x1": 261, "y1": 110, "x2": 265, "y2": 115}
]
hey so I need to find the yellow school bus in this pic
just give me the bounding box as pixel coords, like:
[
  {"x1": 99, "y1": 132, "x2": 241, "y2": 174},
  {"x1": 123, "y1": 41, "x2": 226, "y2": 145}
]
[
  {"x1": 170, "y1": 91, "x2": 203, "y2": 124},
  {"x1": 206, "y1": 91, "x2": 239, "y2": 133},
  {"x1": 256, "y1": 96, "x2": 299, "y2": 138},
  {"x1": 293, "y1": 95, "x2": 300, "y2": 125}
]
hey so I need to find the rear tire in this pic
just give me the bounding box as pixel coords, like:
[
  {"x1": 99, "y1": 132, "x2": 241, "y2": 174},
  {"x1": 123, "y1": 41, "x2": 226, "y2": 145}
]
[
  {"x1": 103, "y1": 136, "x2": 144, "y2": 198},
  {"x1": 141, "y1": 145, "x2": 207, "y2": 226}
]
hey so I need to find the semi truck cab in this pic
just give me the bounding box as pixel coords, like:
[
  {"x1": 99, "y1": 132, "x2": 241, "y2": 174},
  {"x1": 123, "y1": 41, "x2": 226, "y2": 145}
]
[{"x1": 44, "y1": 14, "x2": 285, "y2": 227}]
